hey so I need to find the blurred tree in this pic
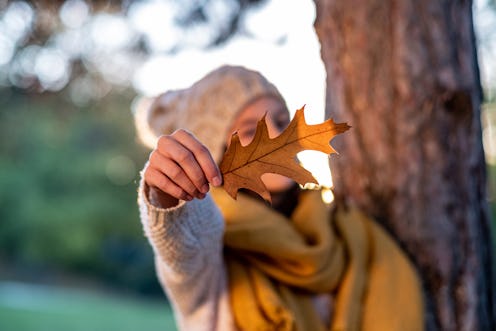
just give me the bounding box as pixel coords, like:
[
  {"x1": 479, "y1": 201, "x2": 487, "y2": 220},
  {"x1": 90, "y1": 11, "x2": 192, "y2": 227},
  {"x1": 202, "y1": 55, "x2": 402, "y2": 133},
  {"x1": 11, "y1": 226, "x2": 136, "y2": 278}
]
[
  {"x1": 18, "y1": 0, "x2": 264, "y2": 46},
  {"x1": 314, "y1": 0, "x2": 495, "y2": 330},
  {"x1": 0, "y1": 0, "x2": 266, "y2": 97},
  {"x1": 0, "y1": 91, "x2": 162, "y2": 295}
]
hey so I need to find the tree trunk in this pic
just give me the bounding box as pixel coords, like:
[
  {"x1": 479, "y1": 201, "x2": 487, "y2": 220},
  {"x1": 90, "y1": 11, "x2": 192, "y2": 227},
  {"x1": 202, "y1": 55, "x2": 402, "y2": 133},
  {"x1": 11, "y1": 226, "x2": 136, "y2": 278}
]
[{"x1": 313, "y1": 0, "x2": 495, "y2": 330}]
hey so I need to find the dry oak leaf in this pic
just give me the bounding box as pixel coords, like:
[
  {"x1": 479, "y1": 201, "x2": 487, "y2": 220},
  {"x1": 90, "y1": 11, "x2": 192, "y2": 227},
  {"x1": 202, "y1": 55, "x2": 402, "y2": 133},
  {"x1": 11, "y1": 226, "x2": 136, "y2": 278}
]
[{"x1": 219, "y1": 105, "x2": 351, "y2": 203}]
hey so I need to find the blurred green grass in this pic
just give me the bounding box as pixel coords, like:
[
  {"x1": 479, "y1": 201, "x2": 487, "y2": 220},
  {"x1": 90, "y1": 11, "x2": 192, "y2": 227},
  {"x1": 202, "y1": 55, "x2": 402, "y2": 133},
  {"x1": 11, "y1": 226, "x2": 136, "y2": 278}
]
[{"x1": 0, "y1": 282, "x2": 177, "y2": 331}]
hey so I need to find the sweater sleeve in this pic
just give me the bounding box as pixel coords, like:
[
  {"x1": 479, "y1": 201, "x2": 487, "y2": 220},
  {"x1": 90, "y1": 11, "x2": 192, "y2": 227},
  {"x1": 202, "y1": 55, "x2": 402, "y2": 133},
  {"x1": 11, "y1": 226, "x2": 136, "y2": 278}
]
[{"x1": 138, "y1": 178, "x2": 236, "y2": 331}]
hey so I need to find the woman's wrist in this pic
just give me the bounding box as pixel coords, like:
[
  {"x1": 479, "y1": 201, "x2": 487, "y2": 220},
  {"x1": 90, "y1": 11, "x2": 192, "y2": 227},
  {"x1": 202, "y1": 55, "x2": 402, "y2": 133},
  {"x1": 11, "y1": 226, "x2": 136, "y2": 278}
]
[{"x1": 147, "y1": 184, "x2": 180, "y2": 209}]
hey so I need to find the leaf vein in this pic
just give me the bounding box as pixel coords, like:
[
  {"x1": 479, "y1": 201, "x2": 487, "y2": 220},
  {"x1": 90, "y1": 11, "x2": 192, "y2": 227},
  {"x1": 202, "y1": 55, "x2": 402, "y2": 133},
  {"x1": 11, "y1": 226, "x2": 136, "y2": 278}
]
[{"x1": 226, "y1": 130, "x2": 333, "y2": 174}]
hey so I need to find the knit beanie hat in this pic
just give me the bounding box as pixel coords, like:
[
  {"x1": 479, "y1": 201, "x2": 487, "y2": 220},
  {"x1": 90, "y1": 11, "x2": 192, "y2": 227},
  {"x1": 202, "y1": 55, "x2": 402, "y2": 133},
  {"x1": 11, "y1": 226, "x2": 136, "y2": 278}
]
[{"x1": 134, "y1": 65, "x2": 286, "y2": 162}]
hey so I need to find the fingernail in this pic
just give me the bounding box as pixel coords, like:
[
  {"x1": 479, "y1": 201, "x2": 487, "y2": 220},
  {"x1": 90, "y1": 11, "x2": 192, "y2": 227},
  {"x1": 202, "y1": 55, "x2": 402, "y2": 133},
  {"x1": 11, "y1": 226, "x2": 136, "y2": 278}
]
[
  {"x1": 212, "y1": 176, "x2": 222, "y2": 187},
  {"x1": 185, "y1": 194, "x2": 193, "y2": 201},
  {"x1": 201, "y1": 184, "x2": 209, "y2": 193},
  {"x1": 198, "y1": 193, "x2": 206, "y2": 199}
]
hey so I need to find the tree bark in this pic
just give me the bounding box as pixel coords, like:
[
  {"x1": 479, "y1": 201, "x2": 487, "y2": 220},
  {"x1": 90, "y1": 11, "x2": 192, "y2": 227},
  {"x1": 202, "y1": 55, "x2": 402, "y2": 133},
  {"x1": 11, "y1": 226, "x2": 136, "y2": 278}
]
[{"x1": 313, "y1": 0, "x2": 495, "y2": 330}]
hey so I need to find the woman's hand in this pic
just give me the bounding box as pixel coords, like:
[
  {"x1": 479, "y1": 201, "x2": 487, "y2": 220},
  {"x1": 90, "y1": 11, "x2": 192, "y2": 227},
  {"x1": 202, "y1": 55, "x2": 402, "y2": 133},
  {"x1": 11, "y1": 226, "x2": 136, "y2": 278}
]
[{"x1": 144, "y1": 129, "x2": 222, "y2": 208}]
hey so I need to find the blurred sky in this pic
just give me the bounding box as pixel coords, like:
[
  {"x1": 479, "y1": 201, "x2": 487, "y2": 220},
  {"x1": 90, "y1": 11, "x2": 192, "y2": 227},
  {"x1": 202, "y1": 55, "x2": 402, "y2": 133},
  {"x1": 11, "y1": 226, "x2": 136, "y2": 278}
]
[
  {"x1": 1, "y1": 0, "x2": 495, "y2": 180},
  {"x1": 476, "y1": 0, "x2": 496, "y2": 92}
]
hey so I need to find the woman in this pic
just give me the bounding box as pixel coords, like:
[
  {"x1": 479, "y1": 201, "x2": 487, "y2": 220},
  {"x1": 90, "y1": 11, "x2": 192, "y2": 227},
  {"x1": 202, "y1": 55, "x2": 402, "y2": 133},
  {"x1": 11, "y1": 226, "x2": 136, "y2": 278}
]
[{"x1": 136, "y1": 65, "x2": 424, "y2": 331}]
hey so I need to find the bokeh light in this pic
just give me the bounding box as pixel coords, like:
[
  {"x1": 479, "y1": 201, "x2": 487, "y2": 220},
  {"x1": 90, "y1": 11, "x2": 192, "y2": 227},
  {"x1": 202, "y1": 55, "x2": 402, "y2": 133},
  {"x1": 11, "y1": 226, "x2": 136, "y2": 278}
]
[
  {"x1": 0, "y1": 33, "x2": 15, "y2": 66},
  {"x1": 34, "y1": 48, "x2": 71, "y2": 91},
  {"x1": 1, "y1": 1, "x2": 34, "y2": 43},
  {"x1": 59, "y1": 0, "x2": 90, "y2": 29},
  {"x1": 128, "y1": 0, "x2": 178, "y2": 52}
]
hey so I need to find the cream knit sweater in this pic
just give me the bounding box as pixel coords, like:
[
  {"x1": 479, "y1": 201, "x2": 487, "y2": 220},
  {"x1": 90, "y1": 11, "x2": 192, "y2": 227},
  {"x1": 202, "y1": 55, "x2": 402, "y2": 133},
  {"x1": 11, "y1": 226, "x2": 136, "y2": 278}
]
[{"x1": 138, "y1": 180, "x2": 237, "y2": 331}]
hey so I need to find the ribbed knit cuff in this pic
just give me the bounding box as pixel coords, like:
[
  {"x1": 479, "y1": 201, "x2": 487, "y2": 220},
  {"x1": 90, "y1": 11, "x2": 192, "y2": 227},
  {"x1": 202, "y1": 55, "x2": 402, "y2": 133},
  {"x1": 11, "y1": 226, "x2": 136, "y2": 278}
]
[{"x1": 137, "y1": 175, "x2": 225, "y2": 278}]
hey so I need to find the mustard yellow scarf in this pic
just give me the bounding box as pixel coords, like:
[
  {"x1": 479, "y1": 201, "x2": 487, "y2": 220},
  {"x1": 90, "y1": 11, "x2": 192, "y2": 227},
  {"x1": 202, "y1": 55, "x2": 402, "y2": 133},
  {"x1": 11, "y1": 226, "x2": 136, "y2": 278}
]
[{"x1": 211, "y1": 188, "x2": 424, "y2": 331}]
